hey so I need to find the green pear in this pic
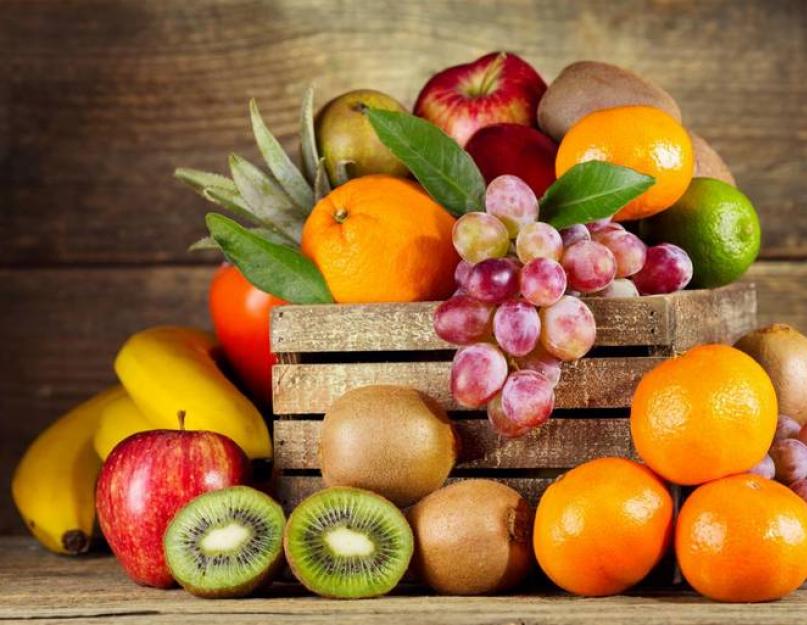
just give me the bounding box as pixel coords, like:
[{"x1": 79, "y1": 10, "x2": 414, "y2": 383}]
[{"x1": 315, "y1": 89, "x2": 409, "y2": 185}]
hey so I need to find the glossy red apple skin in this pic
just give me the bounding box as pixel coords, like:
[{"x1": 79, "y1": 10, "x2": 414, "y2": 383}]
[
  {"x1": 95, "y1": 428, "x2": 250, "y2": 588},
  {"x1": 414, "y1": 52, "x2": 547, "y2": 147},
  {"x1": 465, "y1": 123, "x2": 558, "y2": 199}
]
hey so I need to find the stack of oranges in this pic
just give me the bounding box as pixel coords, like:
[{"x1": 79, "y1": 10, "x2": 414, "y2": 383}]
[{"x1": 533, "y1": 344, "x2": 807, "y2": 602}]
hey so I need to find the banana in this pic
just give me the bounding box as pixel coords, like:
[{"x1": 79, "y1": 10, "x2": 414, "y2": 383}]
[
  {"x1": 12, "y1": 386, "x2": 124, "y2": 555},
  {"x1": 114, "y1": 326, "x2": 271, "y2": 460},
  {"x1": 93, "y1": 391, "x2": 154, "y2": 460}
]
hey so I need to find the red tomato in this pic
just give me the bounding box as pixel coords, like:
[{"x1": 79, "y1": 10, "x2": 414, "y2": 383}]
[{"x1": 209, "y1": 264, "x2": 285, "y2": 406}]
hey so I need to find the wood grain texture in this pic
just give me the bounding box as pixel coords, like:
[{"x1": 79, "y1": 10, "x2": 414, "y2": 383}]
[
  {"x1": 1, "y1": 0, "x2": 804, "y2": 264},
  {"x1": 272, "y1": 360, "x2": 661, "y2": 413},
  {"x1": 271, "y1": 285, "x2": 754, "y2": 353},
  {"x1": 274, "y1": 418, "x2": 633, "y2": 470},
  {"x1": 275, "y1": 476, "x2": 554, "y2": 512},
  {"x1": 1, "y1": 537, "x2": 806, "y2": 623}
]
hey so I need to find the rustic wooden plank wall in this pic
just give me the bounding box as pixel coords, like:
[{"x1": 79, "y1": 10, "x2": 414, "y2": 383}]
[{"x1": 0, "y1": 0, "x2": 804, "y2": 534}]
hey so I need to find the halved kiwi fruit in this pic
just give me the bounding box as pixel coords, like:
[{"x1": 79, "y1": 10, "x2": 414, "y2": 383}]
[
  {"x1": 284, "y1": 486, "x2": 413, "y2": 598},
  {"x1": 163, "y1": 486, "x2": 286, "y2": 598}
]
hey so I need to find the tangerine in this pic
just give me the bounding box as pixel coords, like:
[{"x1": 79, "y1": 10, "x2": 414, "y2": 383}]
[
  {"x1": 631, "y1": 344, "x2": 777, "y2": 486},
  {"x1": 533, "y1": 457, "x2": 673, "y2": 596},
  {"x1": 300, "y1": 175, "x2": 459, "y2": 303},
  {"x1": 676, "y1": 473, "x2": 807, "y2": 602},
  {"x1": 555, "y1": 105, "x2": 694, "y2": 221}
]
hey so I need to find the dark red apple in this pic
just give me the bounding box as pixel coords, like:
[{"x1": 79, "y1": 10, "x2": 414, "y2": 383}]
[
  {"x1": 465, "y1": 123, "x2": 558, "y2": 198},
  {"x1": 95, "y1": 414, "x2": 250, "y2": 588},
  {"x1": 414, "y1": 52, "x2": 547, "y2": 147}
]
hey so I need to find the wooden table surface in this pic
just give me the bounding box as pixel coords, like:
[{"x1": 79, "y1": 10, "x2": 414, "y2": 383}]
[{"x1": 2, "y1": 537, "x2": 806, "y2": 625}]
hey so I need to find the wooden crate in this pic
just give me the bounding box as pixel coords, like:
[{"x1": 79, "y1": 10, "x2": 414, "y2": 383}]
[{"x1": 270, "y1": 283, "x2": 757, "y2": 511}]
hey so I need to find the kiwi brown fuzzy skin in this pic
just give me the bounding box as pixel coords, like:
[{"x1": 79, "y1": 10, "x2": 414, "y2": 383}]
[
  {"x1": 690, "y1": 132, "x2": 736, "y2": 186},
  {"x1": 537, "y1": 61, "x2": 681, "y2": 142},
  {"x1": 736, "y1": 324, "x2": 807, "y2": 424},
  {"x1": 283, "y1": 486, "x2": 414, "y2": 599},
  {"x1": 318, "y1": 385, "x2": 457, "y2": 507},
  {"x1": 407, "y1": 479, "x2": 534, "y2": 595}
]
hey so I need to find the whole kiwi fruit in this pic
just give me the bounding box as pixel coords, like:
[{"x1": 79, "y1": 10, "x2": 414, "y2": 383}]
[
  {"x1": 537, "y1": 60, "x2": 681, "y2": 141},
  {"x1": 690, "y1": 131, "x2": 736, "y2": 186},
  {"x1": 736, "y1": 324, "x2": 807, "y2": 424},
  {"x1": 319, "y1": 385, "x2": 457, "y2": 506},
  {"x1": 407, "y1": 479, "x2": 534, "y2": 595}
]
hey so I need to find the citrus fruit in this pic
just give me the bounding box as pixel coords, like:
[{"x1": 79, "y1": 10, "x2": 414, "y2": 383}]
[
  {"x1": 533, "y1": 457, "x2": 673, "y2": 596},
  {"x1": 676, "y1": 474, "x2": 807, "y2": 602},
  {"x1": 631, "y1": 344, "x2": 778, "y2": 485},
  {"x1": 639, "y1": 177, "x2": 760, "y2": 288},
  {"x1": 300, "y1": 175, "x2": 459, "y2": 303},
  {"x1": 555, "y1": 105, "x2": 694, "y2": 221}
]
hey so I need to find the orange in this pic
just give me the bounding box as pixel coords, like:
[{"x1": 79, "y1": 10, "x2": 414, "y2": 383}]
[
  {"x1": 555, "y1": 105, "x2": 694, "y2": 221},
  {"x1": 676, "y1": 474, "x2": 807, "y2": 602},
  {"x1": 631, "y1": 344, "x2": 777, "y2": 486},
  {"x1": 533, "y1": 457, "x2": 673, "y2": 596},
  {"x1": 300, "y1": 175, "x2": 459, "y2": 303}
]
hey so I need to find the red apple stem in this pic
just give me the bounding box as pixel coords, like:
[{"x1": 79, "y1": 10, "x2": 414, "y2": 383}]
[{"x1": 177, "y1": 410, "x2": 186, "y2": 431}]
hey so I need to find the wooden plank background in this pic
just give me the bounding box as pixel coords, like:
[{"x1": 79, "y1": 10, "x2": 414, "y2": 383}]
[{"x1": 0, "y1": 0, "x2": 804, "y2": 535}]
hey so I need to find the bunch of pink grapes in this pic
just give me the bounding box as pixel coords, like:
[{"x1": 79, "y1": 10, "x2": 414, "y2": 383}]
[
  {"x1": 751, "y1": 415, "x2": 807, "y2": 503},
  {"x1": 434, "y1": 174, "x2": 694, "y2": 438}
]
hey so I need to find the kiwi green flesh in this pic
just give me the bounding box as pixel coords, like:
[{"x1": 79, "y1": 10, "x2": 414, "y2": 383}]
[
  {"x1": 285, "y1": 487, "x2": 413, "y2": 598},
  {"x1": 164, "y1": 486, "x2": 285, "y2": 598}
]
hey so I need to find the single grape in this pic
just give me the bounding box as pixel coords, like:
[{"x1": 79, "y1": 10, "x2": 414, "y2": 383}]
[
  {"x1": 798, "y1": 422, "x2": 807, "y2": 446},
  {"x1": 561, "y1": 240, "x2": 617, "y2": 293},
  {"x1": 433, "y1": 295, "x2": 494, "y2": 345},
  {"x1": 452, "y1": 212, "x2": 510, "y2": 263},
  {"x1": 514, "y1": 346, "x2": 563, "y2": 387},
  {"x1": 520, "y1": 257, "x2": 567, "y2": 306},
  {"x1": 593, "y1": 278, "x2": 639, "y2": 298},
  {"x1": 501, "y1": 370, "x2": 555, "y2": 429},
  {"x1": 748, "y1": 454, "x2": 776, "y2": 480},
  {"x1": 596, "y1": 231, "x2": 647, "y2": 278},
  {"x1": 493, "y1": 299, "x2": 540, "y2": 357},
  {"x1": 515, "y1": 222, "x2": 563, "y2": 263},
  {"x1": 559, "y1": 224, "x2": 590, "y2": 248},
  {"x1": 632, "y1": 243, "x2": 693, "y2": 295},
  {"x1": 775, "y1": 414, "x2": 802, "y2": 441},
  {"x1": 539, "y1": 295, "x2": 597, "y2": 361},
  {"x1": 769, "y1": 439, "x2": 807, "y2": 484},
  {"x1": 466, "y1": 258, "x2": 520, "y2": 304},
  {"x1": 791, "y1": 479, "x2": 807, "y2": 503},
  {"x1": 587, "y1": 219, "x2": 623, "y2": 235},
  {"x1": 487, "y1": 393, "x2": 533, "y2": 438},
  {"x1": 454, "y1": 260, "x2": 473, "y2": 290},
  {"x1": 450, "y1": 343, "x2": 509, "y2": 408},
  {"x1": 485, "y1": 175, "x2": 539, "y2": 237}
]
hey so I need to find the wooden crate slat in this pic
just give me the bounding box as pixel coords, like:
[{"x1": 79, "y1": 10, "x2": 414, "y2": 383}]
[
  {"x1": 272, "y1": 358, "x2": 663, "y2": 413},
  {"x1": 274, "y1": 418, "x2": 633, "y2": 470},
  {"x1": 671, "y1": 283, "x2": 758, "y2": 350},
  {"x1": 271, "y1": 297, "x2": 672, "y2": 352},
  {"x1": 274, "y1": 475, "x2": 555, "y2": 511}
]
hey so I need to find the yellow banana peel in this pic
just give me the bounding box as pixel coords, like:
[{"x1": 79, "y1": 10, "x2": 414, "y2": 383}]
[
  {"x1": 12, "y1": 386, "x2": 124, "y2": 555},
  {"x1": 114, "y1": 326, "x2": 271, "y2": 460},
  {"x1": 92, "y1": 391, "x2": 154, "y2": 460}
]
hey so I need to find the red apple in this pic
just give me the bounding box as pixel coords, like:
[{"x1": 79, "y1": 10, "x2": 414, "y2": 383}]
[
  {"x1": 95, "y1": 414, "x2": 250, "y2": 587},
  {"x1": 414, "y1": 52, "x2": 547, "y2": 147},
  {"x1": 465, "y1": 123, "x2": 558, "y2": 198}
]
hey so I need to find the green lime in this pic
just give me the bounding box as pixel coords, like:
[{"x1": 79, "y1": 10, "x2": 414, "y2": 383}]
[{"x1": 639, "y1": 178, "x2": 760, "y2": 288}]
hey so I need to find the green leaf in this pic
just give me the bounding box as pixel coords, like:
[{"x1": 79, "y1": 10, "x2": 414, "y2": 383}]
[
  {"x1": 174, "y1": 168, "x2": 237, "y2": 195},
  {"x1": 299, "y1": 85, "x2": 319, "y2": 185},
  {"x1": 206, "y1": 213, "x2": 333, "y2": 304},
  {"x1": 188, "y1": 226, "x2": 296, "y2": 252},
  {"x1": 540, "y1": 161, "x2": 655, "y2": 229},
  {"x1": 367, "y1": 109, "x2": 485, "y2": 215},
  {"x1": 229, "y1": 153, "x2": 306, "y2": 242},
  {"x1": 313, "y1": 157, "x2": 331, "y2": 202},
  {"x1": 249, "y1": 99, "x2": 313, "y2": 210}
]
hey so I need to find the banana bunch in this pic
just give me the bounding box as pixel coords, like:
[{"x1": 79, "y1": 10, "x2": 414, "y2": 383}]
[{"x1": 13, "y1": 326, "x2": 271, "y2": 555}]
